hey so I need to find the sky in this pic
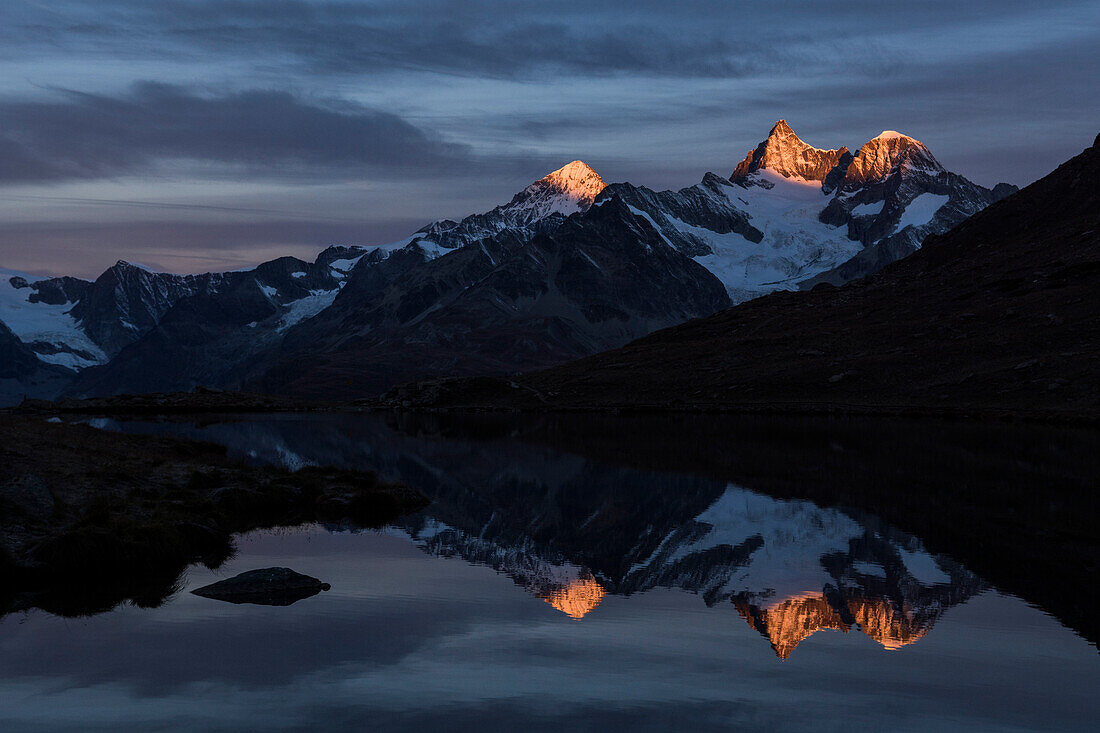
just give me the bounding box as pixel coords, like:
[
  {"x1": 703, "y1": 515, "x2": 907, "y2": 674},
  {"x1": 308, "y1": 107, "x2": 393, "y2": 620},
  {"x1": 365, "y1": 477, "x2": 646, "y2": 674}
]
[{"x1": 0, "y1": 0, "x2": 1097, "y2": 278}]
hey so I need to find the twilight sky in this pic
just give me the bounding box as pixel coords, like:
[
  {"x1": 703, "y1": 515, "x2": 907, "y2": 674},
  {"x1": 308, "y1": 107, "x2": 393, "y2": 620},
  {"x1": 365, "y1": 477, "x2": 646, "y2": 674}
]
[{"x1": 1, "y1": 0, "x2": 1097, "y2": 278}]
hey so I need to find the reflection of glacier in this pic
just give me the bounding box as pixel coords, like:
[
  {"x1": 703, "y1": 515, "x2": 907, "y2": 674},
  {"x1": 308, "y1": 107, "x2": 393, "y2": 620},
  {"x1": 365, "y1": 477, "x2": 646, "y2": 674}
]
[
  {"x1": 402, "y1": 486, "x2": 984, "y2": 658},
  {"x1": 101, "y1": 414, "x2": 986, "y2": 657},
  {"x1": 621, "y1": 487, "x2": 984, "y2": 658}
]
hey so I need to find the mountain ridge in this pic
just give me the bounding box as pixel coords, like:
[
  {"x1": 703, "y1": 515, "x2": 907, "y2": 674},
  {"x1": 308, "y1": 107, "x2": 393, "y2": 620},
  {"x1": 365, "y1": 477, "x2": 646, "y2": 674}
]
[
  {"x1": 379, "y1": 134, "x2": 1100, "y2": 419},
  {"x1": 0, "y1": 121, "x2": 1029, "y2": 402}
]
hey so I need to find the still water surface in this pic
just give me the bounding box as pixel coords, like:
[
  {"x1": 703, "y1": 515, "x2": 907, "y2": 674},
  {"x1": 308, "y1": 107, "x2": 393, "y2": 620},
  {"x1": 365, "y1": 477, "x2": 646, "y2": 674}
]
[{"x1": 1, "y1": 413, "x2": 1096, "y2": 731}]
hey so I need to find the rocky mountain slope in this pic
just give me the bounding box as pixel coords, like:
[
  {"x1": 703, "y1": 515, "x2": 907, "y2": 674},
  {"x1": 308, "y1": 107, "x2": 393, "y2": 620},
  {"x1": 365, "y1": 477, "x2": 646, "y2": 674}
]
[
  {"x1": 66, "y1": 246, "x2": 369, "y2": 397},
  {"x1": 0, "y1": 320, "x2": 73, "y2": 405},
  {"x1": 384, "y1": 135, "x2": 1100, "y2": 419},
  {"x1": 239, "y1": 124, "x2": 1012, "y2": 398},
  {"x1": 412, "y1": 160, "x2": 607, "y2": 250},
  {"x1": 247, "y1": 195, "x2": 731, "y2": 397},
  {"x1": 610, "y1": 121, "x2": 1014, "y2": 302}
]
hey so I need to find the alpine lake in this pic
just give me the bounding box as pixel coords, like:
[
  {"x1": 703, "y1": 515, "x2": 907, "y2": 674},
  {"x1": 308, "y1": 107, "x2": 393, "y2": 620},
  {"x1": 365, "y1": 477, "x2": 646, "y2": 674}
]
[{"x1": 1, "y1": 411, "x2": 1096, "y2": 732}]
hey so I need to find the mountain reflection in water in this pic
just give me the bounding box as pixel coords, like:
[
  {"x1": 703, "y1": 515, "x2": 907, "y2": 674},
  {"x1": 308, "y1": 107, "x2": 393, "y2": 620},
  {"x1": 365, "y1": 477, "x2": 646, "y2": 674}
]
[
  {"x1": 86, "y1": 411, "x2": 1084, "y2": 659},
  {"x1": 3, "y1": 412, "x2": 1096, "y2": 732},
  {"x1": 400, "y1": 482, "x2": 981, "y2": 658}
]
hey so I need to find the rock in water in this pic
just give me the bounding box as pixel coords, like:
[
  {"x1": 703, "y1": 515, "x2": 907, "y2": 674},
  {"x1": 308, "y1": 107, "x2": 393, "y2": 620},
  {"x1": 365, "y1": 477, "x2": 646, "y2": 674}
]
[{"x1": 191, "y1": 567, "x2": 331, "y2": 606}]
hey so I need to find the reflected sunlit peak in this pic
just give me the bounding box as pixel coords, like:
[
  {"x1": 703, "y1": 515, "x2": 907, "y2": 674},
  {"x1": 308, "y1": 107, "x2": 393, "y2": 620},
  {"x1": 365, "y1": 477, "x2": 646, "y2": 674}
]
[
  {"x1": 735, "y1": 591, "x2": 852, "y2": 660},
  {"x1": 538, "y1": 574, "x2": 606, "y2": 619},
  {"x1": 846, "y1": 596, "x2": 932, "y2": 651}
]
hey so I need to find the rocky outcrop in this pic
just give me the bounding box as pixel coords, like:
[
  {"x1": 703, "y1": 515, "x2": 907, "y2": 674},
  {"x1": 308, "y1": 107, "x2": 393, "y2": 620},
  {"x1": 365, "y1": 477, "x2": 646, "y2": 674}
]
[
  {"x1": 599, "y1": 174, "x2": 764, "y2": 257},
  {"x1": 25, "y1": 276, "x2": 91, "y2": 307},
  {"x1": 732, "y1": 120, "x2": 851, "y2": 183},
  {"x1": 191, "y1": 567, "x2": 330, "y2": 606},
  {"x1": 0, "y1": 319, "x2": 45, "y2": 380},
  {"x1": 591, "y1": 121, "x2": 1012, "y2": 303},
  {"x1": 804, "y1": 134, "x2": 1017, "y2": 286},
  {"x1": 729, "y1": 123, "x2": 1017, "y2": 290}
]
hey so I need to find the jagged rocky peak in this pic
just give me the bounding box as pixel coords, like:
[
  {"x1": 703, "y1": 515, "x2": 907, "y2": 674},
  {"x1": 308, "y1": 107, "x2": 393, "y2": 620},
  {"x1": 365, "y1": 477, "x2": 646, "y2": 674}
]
[
  {"x1": 843, "y1": 130, "x2": 942, "y2": 185},
  {"x1": 732, "y1": 120, "x2": 850, "y2": 183},
  {"x1": 520, "y1": 160, "x2": 607, "y2": 209}
]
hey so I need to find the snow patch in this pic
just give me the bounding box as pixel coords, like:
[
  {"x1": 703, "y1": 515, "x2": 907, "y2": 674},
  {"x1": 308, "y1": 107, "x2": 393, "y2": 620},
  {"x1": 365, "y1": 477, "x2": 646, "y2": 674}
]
[
  {"x1": 853, "y1": 561, "x2": 886, "y2": 577},
  {"x1": 120, "y1": 261, "x2": 159, "y2": 273},
  {"x1": 897, "y1": 193, "x2": 950, "y2": 230},
  {"x1": 576, "y1": 248, "x2": 602, "y2": 272},
  {"x1": 276, "y1": 289, "x2": 339, "y2": 332},
  {"x1": 851, "y1": 201, "x2": 885, "y2": 217},
  {"x1": 899, "y1": 548, "x2": 951, "y2": 585},
  {"x1": 329, "y1": 255, "x2": 365, "y2": 274},
  {"x1": 479, "y1": 242, "x2": 496, "y2": 265}
]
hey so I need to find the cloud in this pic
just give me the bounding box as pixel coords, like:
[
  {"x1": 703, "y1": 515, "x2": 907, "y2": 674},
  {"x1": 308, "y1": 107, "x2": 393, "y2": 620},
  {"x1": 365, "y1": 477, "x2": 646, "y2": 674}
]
[
  {"x1": 0, "y1": 82, "x2": 497, "y2": 184},
  {"x1": 0, "y1": 0, "x2": 934, "y2": 80}
]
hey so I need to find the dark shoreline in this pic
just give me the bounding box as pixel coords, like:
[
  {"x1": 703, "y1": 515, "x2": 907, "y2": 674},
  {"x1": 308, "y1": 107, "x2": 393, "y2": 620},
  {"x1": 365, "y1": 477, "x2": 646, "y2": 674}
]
[
  {"x1": 0, "y1": 415, "x2": 427, "y2": 619},
  {"x1": 9, "y1": 388, "x2": 1098, "y2": 427}
]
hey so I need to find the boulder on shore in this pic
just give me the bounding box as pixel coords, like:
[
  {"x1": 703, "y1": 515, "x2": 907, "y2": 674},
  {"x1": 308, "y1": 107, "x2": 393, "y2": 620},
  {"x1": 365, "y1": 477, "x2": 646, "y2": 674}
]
[{"x1": 191, "y1": 567, "x2": 330, "y2": 606}]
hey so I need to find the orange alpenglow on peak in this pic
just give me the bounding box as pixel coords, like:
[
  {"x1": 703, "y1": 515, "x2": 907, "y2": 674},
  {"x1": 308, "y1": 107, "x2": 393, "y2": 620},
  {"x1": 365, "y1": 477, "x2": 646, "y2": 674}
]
[
  {"x1": 736, "y1": 591, "x2": 937, "y2": 658},
  {"x1": 730, "y1": 120, "x2": 946, "y2": 188},
  {"x1": 731, "y1": 120, "x2": 850, "y2": 183},
  {"x1": 735, "y1": 592, "x2": 852, "y2": 660},
  {"x1": 538, "y1": 575, "x2": 606, "y2": 619},
  {"x1": 534, "y1": 160, "x2": 607, "y2": 204},
  {"x1": 843, "y1": 130, "x2": 941, "y2": 186},
  {"x1": 846, "y1": 596, "x2": 932, "y2": 650}
]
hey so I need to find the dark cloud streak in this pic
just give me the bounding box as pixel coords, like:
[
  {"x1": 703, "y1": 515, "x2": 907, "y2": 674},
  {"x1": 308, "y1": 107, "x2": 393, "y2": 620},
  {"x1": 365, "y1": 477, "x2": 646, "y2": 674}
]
[
  {"x1": 1, "y1": 0, "x2": 895, "y2": 80},
  {"x1": 0, "y1": 83, "x2": 479, "y2": 183}
]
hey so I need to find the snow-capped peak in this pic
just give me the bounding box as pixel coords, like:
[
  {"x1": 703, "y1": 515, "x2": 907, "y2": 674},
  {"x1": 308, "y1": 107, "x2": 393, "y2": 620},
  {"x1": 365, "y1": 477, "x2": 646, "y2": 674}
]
[
  {"x1": 525, "y1": 160, "x2": 606, "y2": 206},
  {"x1": 405, "y1": 160, "x2": 607, "y2": 249},
  {"x1": 732, "y1": 120, "x2": 850, "y2": 183},
  {"x1": 499, "y1": 160, "x2": 607, "y2": 224}
]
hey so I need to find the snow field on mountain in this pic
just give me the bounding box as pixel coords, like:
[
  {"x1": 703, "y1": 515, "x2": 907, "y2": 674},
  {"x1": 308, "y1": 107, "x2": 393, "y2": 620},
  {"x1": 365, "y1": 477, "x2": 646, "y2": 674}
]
[
  {"x1": 897, "y1": 193, "x2": 950, "y2": 231},
  {"x1": 688, "y1": 171, "x2": 863, "y2": 301},
  {"x1": 0, "y1": 268, "x2": 107, "y2": 369}
]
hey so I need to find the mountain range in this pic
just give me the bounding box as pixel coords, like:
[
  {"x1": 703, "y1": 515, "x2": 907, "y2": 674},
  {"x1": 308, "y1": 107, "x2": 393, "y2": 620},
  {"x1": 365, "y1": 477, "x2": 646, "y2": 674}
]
[
  {"x1": 388, "y1": 134, "x2": 1099, "y2": 418},
  {"x1": 0, "y1": 121, "x2": 1018, "y2": 404}
]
